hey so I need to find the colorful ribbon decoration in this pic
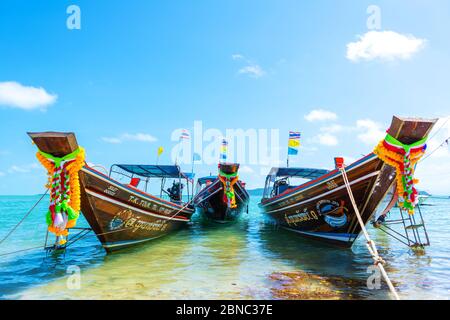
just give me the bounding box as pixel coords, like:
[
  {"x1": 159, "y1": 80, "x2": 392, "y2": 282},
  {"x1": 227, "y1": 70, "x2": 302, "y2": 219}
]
[
  {"x1": 36, "y1": 147, "x2": 85, "y2": 242},
  {"x1": 218, "y1": 170, "x2": 238, "y2": 209},
  {"x1": 374, "y1": 134, "x2": 427, "y2": 214}
]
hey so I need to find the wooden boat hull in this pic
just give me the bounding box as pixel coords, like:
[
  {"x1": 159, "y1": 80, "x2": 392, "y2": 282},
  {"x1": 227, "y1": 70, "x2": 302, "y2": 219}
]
[
  {"x1": 79, "y1": 166, "x2": 194, "y2": 252},
  {"x1": 259, "y1": 116, "x2": 436, "y2": 248},
  {"x1": 260, "y1": 154, "x2": 390, "y2": 247},
  {"x1": 194, "y1": 179, "x2": 249, "y2": 222}
]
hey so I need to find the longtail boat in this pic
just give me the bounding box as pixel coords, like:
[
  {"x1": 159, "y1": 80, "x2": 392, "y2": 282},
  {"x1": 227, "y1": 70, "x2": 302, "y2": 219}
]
[
  {"x1": 259, "y1": 116, "x2": 436, "y2": 248},
  {"x1": 29, "y1": 132, "x2": 195, "y2": 252},
  {"x1": 193, "y1": 163, "x2": 250, "y2": 223}
]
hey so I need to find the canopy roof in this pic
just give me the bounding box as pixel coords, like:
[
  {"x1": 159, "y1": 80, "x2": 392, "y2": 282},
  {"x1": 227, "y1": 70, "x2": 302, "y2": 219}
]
[
  {"x1": 197, "y1": 176, "x2": 218, "y2": 184},
  {"x1": 268, "y1": 167, "x2": 330, "y2": 180},
  {"x1": 114, "y1": 164, "x2": 189, "y2": 179}
]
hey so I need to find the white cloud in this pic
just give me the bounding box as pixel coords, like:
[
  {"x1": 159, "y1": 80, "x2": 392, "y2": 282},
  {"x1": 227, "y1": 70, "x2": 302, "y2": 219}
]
[
  {"x1": 8, "y1": 163, "x2": 39, "y2": 174},
  {"x1": 0, "y1": 81, "x2": 57, "y2": 110},
  {"x1": 232, "y1": 54, "x2": 266, "y2": 78},
  {"x1": 239, "y1": 165, "x2": 254, "y2": 174},
  {"x1": 0, "y1": 171, "x2": 5, "y2": 177},
  {"x1": 231, "y1": 53, "x2": 244, "y2": 60},
  {"x1": 320, "y1": 124, "x2": 347, "y2": 133},
  {"x1": 346, "y1": 31, "x2": 426, "y2": 62},
  {"x1": 101, "y1": 133, "x2": 157, "y2": 144},
  {"x1": 305, "y1": 109, "x2": 338, "y2": 122},
  {"x1": 238, "y1": 65, "x2": 265, "y2": 78},
  {"x1": 356, "y1": 119, "x2": 385, "y2": 145},
  {"x1": 101, "y1": 137, "x2": 122, "y2": 144},
  {"x1": 342, "y1": 155, "x2": 357, "y2": 164},
  {"x1": 317, "y1": 133, "x2": 339, "y2": 146}
]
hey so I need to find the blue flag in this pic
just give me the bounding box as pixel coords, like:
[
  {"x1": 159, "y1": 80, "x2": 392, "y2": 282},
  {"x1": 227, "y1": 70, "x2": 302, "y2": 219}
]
[
  {"x1": 288, "y1": 147, "x2": 298, "y2": 155},
  {"x1": 193, "y1": 152, "x2": 201, "y2": 161}
]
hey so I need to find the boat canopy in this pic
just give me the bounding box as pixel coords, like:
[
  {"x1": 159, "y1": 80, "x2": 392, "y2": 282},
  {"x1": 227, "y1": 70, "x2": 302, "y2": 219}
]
[
  {"x1": 268, "y1": 167, "x2": 330, "y2": 180},
  {"x1": 197, "y1": 176, "x2": 218, "y2": 185},
  {"x1": 113, "y1": 164, "x2": 190, "y2": 179}
]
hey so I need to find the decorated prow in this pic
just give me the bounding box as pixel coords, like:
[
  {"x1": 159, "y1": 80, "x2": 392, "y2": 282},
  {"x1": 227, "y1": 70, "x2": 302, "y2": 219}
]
[
  {"x1": 373, "y1": 116, "x2": 434, "y2": 215},
  {"x1": 28, "y1": 132, "x2": 85, "y2": 246},
  {"x1": 218, "y1": 163, "x2": 240, "y2": 209}
]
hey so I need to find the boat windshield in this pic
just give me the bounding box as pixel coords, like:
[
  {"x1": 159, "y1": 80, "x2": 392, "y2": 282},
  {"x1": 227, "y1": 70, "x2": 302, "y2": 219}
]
[
  {"x1": 109, "y1": 164, "x2": 194, "y2": 203},
  {"x1": 262, "y1": 167, "x2": 330, "y2": 199},
  {"x1": 195, "y1": 176, "x2": 218, "y2": 194}
]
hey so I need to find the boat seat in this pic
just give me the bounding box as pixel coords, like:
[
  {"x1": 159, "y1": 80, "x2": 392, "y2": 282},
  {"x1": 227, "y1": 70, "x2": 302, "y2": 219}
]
[
  {"x1": 277, "y1": 183, "x2": 290, "y2": 194},
  {"x1": 129, "y1": 177, "x2": 141, "y2": 188}
]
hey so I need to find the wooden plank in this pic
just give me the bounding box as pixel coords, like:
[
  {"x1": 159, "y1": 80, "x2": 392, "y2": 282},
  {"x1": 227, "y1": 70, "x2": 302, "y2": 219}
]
[
  {"x1": 27, "y1": 132, "x2": 79, "y2": 157},
  {"x1": 388, "y1": 116, "x2": 438, "y2": 144}
]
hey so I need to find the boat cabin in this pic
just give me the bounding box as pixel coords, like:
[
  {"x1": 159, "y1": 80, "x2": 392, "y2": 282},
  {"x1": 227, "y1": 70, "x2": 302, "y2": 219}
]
[
  {"x1": 195, "y1": 175, "x2": 218, "y2": 195},
  {"x1": 109, "y1": 164, "x2": 194, "y2": 204},
  {"x1": 262, "y1": 167, "x2": 330, "y2": 199}
]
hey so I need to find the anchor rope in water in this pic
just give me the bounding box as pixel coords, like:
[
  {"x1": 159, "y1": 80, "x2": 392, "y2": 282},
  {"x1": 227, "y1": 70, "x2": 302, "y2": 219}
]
[
  {"x1": 338, "y1": 165, "x2": 400, "y2": 300},
  {"x1": 0, "y1": 245, "x2": 47, "y2": 258},
  {"x1": 0, "y1": 189, "x2": 49, "y2": 246}
]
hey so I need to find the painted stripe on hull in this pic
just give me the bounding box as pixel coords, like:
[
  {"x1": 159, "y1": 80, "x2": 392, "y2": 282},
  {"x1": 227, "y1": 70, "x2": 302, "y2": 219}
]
[
  {"x1": 85, "y1": 189, "x2": 190, "y2": 222},
  {"x1": 283, "y1": 227, "x2": 358, "y2": 242},
  {"x1": 263, "y1": 171, "x2": 380, "y2": 214},
  {"x1": 263, "y1": 153, "x2": 377, "y2": 205},
  {"x1": 82, "y1": 167, "x2": 190, "y2": 210}
]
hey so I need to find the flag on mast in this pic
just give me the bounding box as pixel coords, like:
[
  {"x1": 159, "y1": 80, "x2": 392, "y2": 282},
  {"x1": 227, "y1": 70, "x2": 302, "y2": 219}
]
[
  {"x1": 180, "y1": 129, "x2": 190, "y2": 140},
  {"x1": 288, "y1": 131, "x2": 300, "y2": 155},
  {"x1": 156, "y1": 146, "x2": 164, "y2": 164},
  {"x1": 220, "y1": 138, "x2": 228, "y2": 162}
]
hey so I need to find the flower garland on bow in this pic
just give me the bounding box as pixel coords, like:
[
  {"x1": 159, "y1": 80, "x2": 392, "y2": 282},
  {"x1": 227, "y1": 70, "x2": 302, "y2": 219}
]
[
  {"x1": 218, "y1": 170, "x2": 239, "y2": 209},
  {"x1": 36, "y1": 147, "x2": 85, "y2": 242},
  {"x1": 374, "y1": 134, "x2": 427, "y2": 214}
]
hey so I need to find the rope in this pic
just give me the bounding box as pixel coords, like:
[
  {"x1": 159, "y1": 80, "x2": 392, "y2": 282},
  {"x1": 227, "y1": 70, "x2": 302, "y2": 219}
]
[
  {"x1": 428, "y1": 117, "x2": 449, "y2": 141},
  {"x1": 419, "y1": 136, "x2": 449, "y2": 163},
  {"x1": 0, "y1": 245, "x2": 45, "y2": 258},
  {"x1": 338, "y1": 165, "x2": 400, "y2": 300},
  {"x1": 79, "y1": 200, "x2": 194, "y2": 239},
  {"x1": 165, "y1": 199, "x2": 194, "y2": 222},
  {"x1": 0, "y1": 189, "x2": 49, "y2": 246}
]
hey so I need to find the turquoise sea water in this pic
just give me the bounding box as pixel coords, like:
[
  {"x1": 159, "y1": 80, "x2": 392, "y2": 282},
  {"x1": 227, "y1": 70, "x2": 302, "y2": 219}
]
[{"x1": 0, "y1": 195, "x2": 449, "y2": 300}]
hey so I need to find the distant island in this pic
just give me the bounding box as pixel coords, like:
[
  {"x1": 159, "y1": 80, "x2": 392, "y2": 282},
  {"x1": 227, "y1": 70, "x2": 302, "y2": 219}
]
[{"x1": 247, "y1": 188, "x2": 265, "y2": 196}]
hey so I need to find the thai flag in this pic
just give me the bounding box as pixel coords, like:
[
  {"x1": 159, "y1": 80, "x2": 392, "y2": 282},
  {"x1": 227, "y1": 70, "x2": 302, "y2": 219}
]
[
  {"x1": 289, "y1": 131, "x2": 301, "y2": 140},
  {"x1": 288, "y1": 131, "x2": 300, "y2": 156},
  {"x1": 180, "y1": 129, "x2": 190, "y2": 140},
  {"x1": 220, "y1": 139, "x2": 228, "y2": 161}
]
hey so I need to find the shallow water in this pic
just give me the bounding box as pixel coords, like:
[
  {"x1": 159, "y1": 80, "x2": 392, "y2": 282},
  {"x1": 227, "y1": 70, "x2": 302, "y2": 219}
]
[{"x1": 0, "y1": 195, "x2": 449, "y2": 300}]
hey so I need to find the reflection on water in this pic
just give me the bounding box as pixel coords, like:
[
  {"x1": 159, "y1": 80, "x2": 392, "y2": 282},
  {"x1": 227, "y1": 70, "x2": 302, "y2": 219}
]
[{"x1": 0, "y1": 196, "x2": 449, "y2": 299}]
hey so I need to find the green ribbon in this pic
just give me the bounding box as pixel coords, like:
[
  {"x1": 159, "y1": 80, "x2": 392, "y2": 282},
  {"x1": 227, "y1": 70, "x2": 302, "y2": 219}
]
[
  {"x1": 38, "y1": 147, "x2": 81, "y2": 167},
  {"x1": 384, "y1": 134, "x2": 428, "y2": 153},
  {"x1": 219, "y1": 170, "x2": 238, "y2": 179},
  {"x1": 39, "y1": 147, "x2": 82, "y2": 227}
]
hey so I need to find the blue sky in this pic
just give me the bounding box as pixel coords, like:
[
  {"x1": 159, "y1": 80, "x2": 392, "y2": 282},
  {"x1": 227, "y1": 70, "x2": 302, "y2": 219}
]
[{"x1": 0, "y1": 0, "x2": 449, "y2": 195}]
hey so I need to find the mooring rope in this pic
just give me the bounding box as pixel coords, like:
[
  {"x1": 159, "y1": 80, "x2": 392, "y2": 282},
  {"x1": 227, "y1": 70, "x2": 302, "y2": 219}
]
[
  {"x1": 338, "y1": 165, "x2": 400, "y2": 300},
  {"x1": 0, "y1": 245, "x2": 46, "y2": 258},
  {"x1": 165, "y1": 199, "x2": 194, "y2": 222},
  {"x1": 419, "y1": 136, "x2": 450, "y2": 163},
  {"x1": 0, "y1": 189, "x2": 49, "y2": 246}
]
